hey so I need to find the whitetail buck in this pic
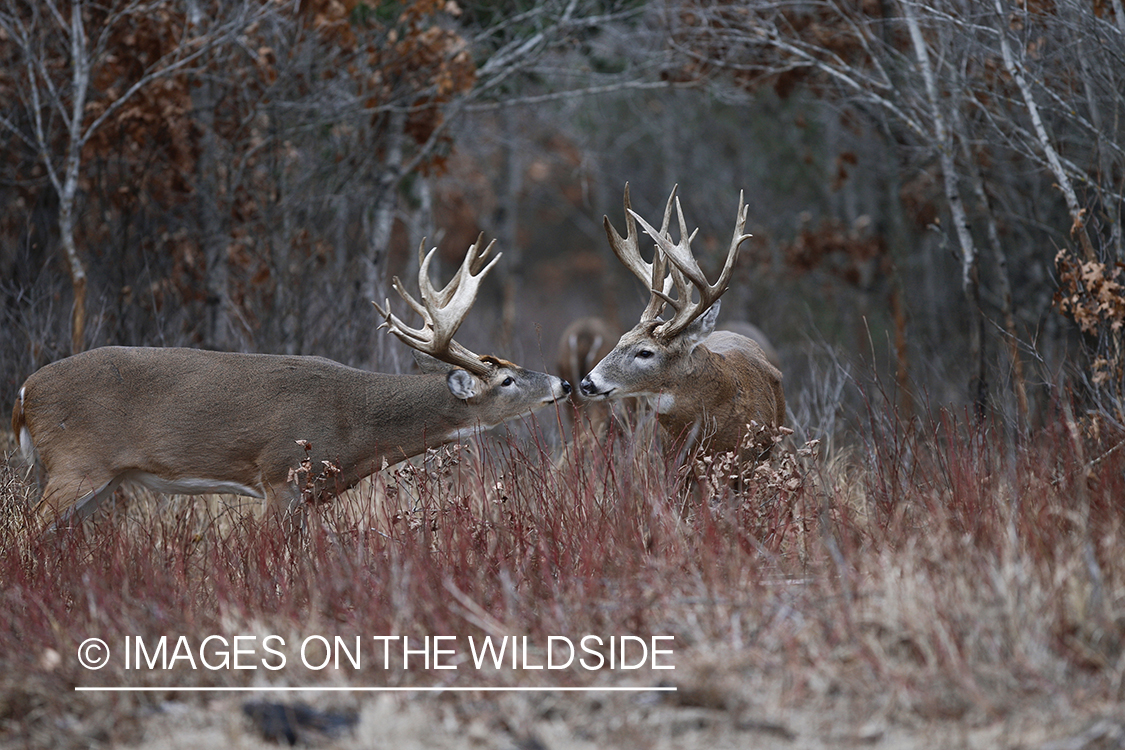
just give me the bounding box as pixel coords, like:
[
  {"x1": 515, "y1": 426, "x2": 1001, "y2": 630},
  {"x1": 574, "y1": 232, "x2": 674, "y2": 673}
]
[
  {"x1": 555, "y1": 316, "x2": 620, "y2": 438},
  {"x1": 12, "y1": 235, "x2": 570, "y2": 530},
  {"x1": 579, "y1": 185, "x2": 784, "y2": 462}
]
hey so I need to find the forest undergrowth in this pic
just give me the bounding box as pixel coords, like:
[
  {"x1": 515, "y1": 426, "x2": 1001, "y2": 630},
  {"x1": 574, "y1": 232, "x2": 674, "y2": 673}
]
[{"x1": 1, "y1": 397, "x2": 1124, "y2": 748}]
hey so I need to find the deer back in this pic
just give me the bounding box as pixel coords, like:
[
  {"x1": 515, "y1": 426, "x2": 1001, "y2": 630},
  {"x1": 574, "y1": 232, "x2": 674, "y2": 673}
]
[{"x1": 718, "y1": 321, "x2": 781, "y2": 370}]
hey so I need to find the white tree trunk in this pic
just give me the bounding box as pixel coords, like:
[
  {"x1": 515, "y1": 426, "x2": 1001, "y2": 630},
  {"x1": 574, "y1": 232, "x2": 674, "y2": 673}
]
[
  {"x1": 991, "y1": 0, "x2": 1095, "y2": 260},
  {"x1": 903, "y1": 1, "x2": 987, "y2": 412}
]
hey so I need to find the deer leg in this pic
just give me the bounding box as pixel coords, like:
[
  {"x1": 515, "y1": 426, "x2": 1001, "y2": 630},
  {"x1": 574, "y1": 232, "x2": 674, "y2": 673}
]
[
  {"x1": 263, "y1": 482, "x2": 308, "y2": 540},
  {"x1": 37, "y1": 470, "x2": 123, "y2": 532}
]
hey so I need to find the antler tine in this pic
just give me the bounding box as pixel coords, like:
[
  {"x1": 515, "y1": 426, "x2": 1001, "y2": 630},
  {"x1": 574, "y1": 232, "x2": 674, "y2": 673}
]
[
  {"x1": 658, "y1": 183, "x2": 679, "y2": 237},
  {"x1": 375, "y1": 246, "x2": 440, "y2": 341},
  {"x1": 465, "y1": 232, "x2": 497, "y2": 275},
  {"x1": 644, "y1": 240, "x2": 670, "y2": 320},
  {"x1": 429, "y1": 239, "x2": 500, "y2": 350},
  {"x1": 628, "y1": 190, "x2": 753, "y2": 339},
  {"x1": 601, "y1": 183, "x2": 646, "y2": 286},
  {"x1": 723, "y1": 189, "x2": 752, "y2": 281},
  {"x1": 373, "y1": 236, "x2": 502, "y2": 376},
  {"x1": 603, "y1": 183, "x2": 674, "y2": 322},
  {"x1": 417, "y1": 234, "x2": 498, "y2": 311},
  {"x1": 627, "y1": 208, "x2": 693, "y2": 333}
]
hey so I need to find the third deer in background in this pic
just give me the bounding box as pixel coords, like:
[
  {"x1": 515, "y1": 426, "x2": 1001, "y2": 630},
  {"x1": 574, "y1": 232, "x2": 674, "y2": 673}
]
[{"x1": 555, "y1": 316, "x2": 620, "y2": 439}]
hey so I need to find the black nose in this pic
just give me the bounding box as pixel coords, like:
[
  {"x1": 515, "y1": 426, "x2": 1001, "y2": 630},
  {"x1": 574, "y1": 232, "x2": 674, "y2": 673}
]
[
  {"x1": 561, "y1": 380, "x2": 572, "y2": 395},
  {"x1": 579, "y1": 377, "x2": 594, "y2": 396}
]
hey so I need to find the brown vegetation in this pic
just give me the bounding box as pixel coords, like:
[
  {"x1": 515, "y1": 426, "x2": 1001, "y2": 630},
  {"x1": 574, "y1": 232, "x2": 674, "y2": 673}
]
[{"x1": 2, "y1": 395, "x2": 1124, "y2": 748}]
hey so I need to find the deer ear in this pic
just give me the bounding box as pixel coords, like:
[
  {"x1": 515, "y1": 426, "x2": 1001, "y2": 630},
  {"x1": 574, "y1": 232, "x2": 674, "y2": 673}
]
[
  {"x1": 414, "y1": 350, "x2": 453, "y2": 374},
  {"x1": 684, "y1": 299, "x2": 721, "y2": 348},
  {"x1": 447, "y1": 369, "x2": 482, "y2": 400}
]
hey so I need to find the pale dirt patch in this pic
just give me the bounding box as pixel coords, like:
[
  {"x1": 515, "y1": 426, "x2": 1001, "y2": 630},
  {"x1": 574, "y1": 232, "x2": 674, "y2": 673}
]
[{"x1": 119, "y1": 686, "x2": 1121, "y2": 750}]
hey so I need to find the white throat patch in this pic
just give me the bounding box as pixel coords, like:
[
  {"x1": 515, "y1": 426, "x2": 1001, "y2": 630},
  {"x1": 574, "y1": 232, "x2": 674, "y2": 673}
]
[
  {"x1": 649, "y1": 393, "x2": 676, "y2": 414},
  {"x1": 446, "y1": 425, "x2": 485, "y2": 442}
]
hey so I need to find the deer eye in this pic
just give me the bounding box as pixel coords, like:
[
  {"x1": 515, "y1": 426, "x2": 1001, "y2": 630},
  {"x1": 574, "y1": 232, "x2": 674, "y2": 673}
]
[
  {"x1": 501, "y1": 376, "x2": 514, "y2": 386},
  {"x1": 636, "y1": 349, "x2": 654, "y2": 360}
]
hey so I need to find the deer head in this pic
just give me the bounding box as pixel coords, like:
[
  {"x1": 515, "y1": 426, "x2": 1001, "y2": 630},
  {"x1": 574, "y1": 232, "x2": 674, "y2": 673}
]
[
  {"x1": 374, "y1": 233, "x2": 567, "y2": 411},
  {"x1": 578, "y1": 185, "x2": 782, "y2": 461}
]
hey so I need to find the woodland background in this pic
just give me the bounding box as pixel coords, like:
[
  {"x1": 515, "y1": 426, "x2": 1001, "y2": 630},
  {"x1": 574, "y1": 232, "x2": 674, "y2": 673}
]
[
  {"x1": 1, "y1": 0, "x2": 1124, "y2": 438},
  {"x1": 3, "y1": 4, "x2": 1125, "y2": 748}
]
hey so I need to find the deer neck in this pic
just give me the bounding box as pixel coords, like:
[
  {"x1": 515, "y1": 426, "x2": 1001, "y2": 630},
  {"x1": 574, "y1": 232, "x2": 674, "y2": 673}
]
[
  {"x1": 653, "y1": 345, "x2": 731, "y2": 446},
  {"x1": 351, "y1": 372, "x2": 484, "y2": 459}
]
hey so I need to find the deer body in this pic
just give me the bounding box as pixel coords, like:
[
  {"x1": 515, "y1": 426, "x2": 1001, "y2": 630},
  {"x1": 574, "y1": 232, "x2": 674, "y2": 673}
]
[
  {"x1": 651, "y1": 330, "x2": 784, "y2": 457},
  {"x1": 556, "y1": 317, "x2": 618, "y2": 389},
  {"x1": 583, "y1": 315, "x2": 784, "y2": 460},
  {"x1": 13, "y1": 235, "x2": 569, "y2": 529},
  {"x1": 579, "y1": 185, "x2": 784, "y2": 461}
]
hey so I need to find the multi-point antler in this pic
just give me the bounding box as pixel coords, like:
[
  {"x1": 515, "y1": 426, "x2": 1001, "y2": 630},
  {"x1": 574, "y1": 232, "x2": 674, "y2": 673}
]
[
  {"x1": 628, "y1": 188, "x2": 752, "y2": 339},
  {"x1": 373, "y1": 233, "x2": 500, "y2": 376},
  {"x1": 603, "y1": 182, "x2": 677, "y2": 324}
]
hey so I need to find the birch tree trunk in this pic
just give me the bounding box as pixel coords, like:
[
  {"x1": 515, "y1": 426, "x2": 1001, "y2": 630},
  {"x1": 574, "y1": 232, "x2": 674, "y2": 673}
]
[
  {"x1": 3, "y1": 0, "x2": 250, "y2": 354},
  {"x1": 961, "y1": 137, "x2": 1029, "y2": 427},
  {"x1": 51, "y1": 2, "x2": 91, "y2": 355},
  {"x1": 903, "y1": 1, "x2": 987, "y2": 415},
  {"x1": 991, "y1": 0, "x2": 1096, "y2": 261},
  {"x1": 365, "y1": 110, "x2": 407, "y2": 307}
]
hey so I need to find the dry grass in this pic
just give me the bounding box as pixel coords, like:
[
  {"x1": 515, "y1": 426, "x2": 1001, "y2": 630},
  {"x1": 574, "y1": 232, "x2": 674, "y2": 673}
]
[{"x1": 2, "y1": 401, "x2": 1124, "y2": 749}]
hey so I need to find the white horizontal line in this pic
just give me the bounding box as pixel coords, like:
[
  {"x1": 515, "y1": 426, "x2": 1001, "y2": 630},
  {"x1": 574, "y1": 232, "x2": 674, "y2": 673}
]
[{"x1": 76, "y1": 686, "x2": 676, "y2": 693}]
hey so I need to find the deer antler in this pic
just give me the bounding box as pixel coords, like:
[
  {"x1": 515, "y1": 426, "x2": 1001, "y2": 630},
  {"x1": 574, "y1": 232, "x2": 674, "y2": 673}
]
[
  {"x1": 373, "y1": 233, "x2": 500, "y2": 376},
  {"x1": 628, "y1": 190, "x2": 752, "y2": 339},
  {"x1": 603, "y1": 183, "x2": 676, "y2": 323}
]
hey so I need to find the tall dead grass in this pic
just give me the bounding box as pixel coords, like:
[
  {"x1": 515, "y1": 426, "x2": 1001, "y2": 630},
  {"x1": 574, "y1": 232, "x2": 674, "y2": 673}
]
[{"x1": 1, "y1": 399, "x2": 1123, "y2": 747}]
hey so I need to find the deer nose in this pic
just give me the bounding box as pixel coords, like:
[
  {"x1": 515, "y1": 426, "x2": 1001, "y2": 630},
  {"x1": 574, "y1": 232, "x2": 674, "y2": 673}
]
[
  {"x1": 561, "y1": 380, "x2": 572, "y2": 395},
  {"x1": 579, "y1": 377, "x2": 595, "y2": 396}
]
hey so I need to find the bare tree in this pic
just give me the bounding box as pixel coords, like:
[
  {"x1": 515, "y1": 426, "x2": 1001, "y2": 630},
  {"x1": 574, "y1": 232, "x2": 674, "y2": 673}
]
[
  {"x1": 0, "y1": 0, "x2": 643, "y2": 378},
  {"x1": 645, "y1": 0, "x2": 1124, "y2": 418},
  {"x1": 0, "y1": 0, "x2": 254, "y2": 353}
]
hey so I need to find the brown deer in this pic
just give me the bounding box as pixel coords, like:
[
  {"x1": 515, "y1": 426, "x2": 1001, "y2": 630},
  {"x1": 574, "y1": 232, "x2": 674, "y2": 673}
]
[
  {"x1": 554, "y1": 316, "x2": 620, "y2": 439},
  {"x1": 579, "y1": 185, "x2": 784, "y2": 463},
  {"x1": 12, "y1": 235, "x2": 570, "y2": 531}
]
